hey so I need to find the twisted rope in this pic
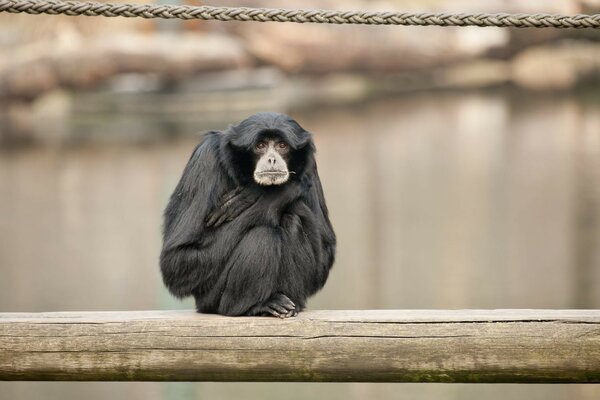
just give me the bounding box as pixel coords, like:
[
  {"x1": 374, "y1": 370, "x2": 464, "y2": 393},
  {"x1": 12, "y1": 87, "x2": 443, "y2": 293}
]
[{"x1": 2, "y1": 0, "x2": 600, "y2": 29}]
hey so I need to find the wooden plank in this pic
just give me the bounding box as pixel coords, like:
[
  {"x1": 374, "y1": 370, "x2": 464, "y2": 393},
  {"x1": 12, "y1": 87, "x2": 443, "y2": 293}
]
[{"x1": 1, "y1": 310, "x2": 599, "y2": 382}]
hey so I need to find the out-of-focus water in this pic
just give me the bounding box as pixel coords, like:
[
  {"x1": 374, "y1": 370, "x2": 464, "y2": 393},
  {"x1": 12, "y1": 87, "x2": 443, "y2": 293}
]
[{"x1": 1, "y1": 89, "x2": 600, "y2": 399}]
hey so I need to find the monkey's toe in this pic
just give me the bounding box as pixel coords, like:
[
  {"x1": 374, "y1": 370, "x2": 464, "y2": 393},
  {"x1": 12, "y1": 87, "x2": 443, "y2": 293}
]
[
  {"x1": 265, "y1": 307, "x2": 296, "y2": 319},
  {"x1": 263, "y1": 294, "x2": 297, "y2": 318},
  {"x1": 265, "y1": 307, "x2": 286, "y2": 319},
  {"x1": 273, "y1": 293, "x2": 296, "y2": 310}
]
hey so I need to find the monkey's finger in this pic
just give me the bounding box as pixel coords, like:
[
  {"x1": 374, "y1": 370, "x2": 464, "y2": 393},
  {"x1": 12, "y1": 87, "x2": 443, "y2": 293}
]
[
  {"x1": 205, "y1": 214, "x2": 215, "y2": 227},
  {"x1": 221, "y1": 196, "x2": 238, "y2": 209},
  {"x1": 213, "y1": 210, "x2": 234, "y2": 227},
  {"x1": 205, "y1": 211, "x2": 222, "y2": 227},
  {"x1": 208, "y1": 204, "x2": 238, "y2": 227},
  {"x1": 220, "y1": 187, "x2": 244, "y2": 206},
  {"x1": 224, "y1": 186, "x2": 243, "y2": 200}
]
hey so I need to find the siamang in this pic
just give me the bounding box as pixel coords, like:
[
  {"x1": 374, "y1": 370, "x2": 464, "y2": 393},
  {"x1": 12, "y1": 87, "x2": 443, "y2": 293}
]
[{"x1": 159, "y1": 112, "x2": 336, "y2": 318}]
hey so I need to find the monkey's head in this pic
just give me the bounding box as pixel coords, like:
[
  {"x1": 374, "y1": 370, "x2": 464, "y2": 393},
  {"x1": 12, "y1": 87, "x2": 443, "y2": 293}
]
[
  {"x1": 223, "y1": 112, "x2": 314, "y2": 186},
  {"x1": 251, "y1": 135, "x2": 291, "y2": 186}
]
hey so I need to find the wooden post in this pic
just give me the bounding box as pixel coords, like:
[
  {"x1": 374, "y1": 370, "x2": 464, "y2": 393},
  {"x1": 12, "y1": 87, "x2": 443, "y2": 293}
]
[{"x1": 1, "y1": 310, "x2": 599, "y2": 382}]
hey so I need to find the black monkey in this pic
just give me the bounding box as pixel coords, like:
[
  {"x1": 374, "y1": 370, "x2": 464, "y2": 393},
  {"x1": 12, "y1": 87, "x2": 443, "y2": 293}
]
[{"x1": 160, "y1": 112, "x2": 336, "y2": 318}]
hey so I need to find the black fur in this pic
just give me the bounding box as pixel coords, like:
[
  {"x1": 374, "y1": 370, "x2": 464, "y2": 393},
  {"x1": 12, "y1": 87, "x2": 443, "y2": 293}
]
[{"x1": 159, "y1": 112, "x2": 336, "y2": 317}]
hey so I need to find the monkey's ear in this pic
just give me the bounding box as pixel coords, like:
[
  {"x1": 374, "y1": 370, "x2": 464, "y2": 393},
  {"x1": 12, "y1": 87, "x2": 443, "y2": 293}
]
[
  {"x1": 293, "y1": 129, "x2": 312, "y2": 149},
  {"x1": 223, "y1": 124, "x2": 256, "y2": 151},
  {"x1": 285, "y1": 118, "x2": 313, "y2": 149}
]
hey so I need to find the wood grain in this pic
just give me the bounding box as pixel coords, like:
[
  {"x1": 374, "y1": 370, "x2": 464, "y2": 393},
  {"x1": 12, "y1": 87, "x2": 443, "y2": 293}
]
[{"x1": 1, "y1": 310, "x2": 599, "y2": 382}]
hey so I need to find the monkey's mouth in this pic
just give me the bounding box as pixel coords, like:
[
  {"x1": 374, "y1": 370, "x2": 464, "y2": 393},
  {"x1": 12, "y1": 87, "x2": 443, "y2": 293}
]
[
  {"x1": 256, "y1": 171, "x2": 288, "y2": 177},
  {"x1": 254, "y1": 170, "x2": 290, "y2": 186}
]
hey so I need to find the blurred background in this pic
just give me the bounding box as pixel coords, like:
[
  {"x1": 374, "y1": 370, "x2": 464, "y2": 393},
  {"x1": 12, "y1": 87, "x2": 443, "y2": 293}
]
[{"x1": 1, "y1": 0, "x2": 600, "y2": 399}]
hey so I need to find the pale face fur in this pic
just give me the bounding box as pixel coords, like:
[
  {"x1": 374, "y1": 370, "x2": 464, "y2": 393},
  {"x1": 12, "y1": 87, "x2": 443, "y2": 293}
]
[{"x1": 252, "y1": 138, "x2": 290, "y2": 186}]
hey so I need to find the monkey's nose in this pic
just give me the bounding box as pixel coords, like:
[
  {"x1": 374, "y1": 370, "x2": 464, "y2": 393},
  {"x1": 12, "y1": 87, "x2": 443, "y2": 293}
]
[{"x1": 268, "y1": 156, "x2": 276, "y2": 165}]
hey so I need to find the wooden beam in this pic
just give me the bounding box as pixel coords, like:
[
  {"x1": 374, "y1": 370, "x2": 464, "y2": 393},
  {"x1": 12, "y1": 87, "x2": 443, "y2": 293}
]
[{"x1": 1, "y1": 310, "x2": 599, "y2": 382}]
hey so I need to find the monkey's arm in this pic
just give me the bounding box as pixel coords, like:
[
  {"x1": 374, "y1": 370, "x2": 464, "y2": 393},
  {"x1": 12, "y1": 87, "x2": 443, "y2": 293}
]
[
  {"x1": 305, "y1": 169, "x2": 336, "y2": 272},
  {"x1": 205, "y1": 181, "x2": 304, "y2": 228},
  {"x1": 160, "y1": 133, "x2": 231, "y2": 298}
]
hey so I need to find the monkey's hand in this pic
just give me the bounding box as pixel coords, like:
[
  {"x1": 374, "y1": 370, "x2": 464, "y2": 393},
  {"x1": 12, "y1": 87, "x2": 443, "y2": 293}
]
[{"x1": 205, "y1": 187, "x2": 260, "y2": 228}]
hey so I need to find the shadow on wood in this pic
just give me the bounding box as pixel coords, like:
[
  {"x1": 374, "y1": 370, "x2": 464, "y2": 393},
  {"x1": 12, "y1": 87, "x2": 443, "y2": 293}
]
[{"x1": 1, "y1": 310, "x2": 599, "y2": 382}]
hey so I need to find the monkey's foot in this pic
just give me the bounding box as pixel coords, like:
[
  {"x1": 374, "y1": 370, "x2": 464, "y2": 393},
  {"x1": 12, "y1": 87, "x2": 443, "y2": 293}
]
[{"x1": 249, "y1": 293, "x2": 297, "y2": 319}]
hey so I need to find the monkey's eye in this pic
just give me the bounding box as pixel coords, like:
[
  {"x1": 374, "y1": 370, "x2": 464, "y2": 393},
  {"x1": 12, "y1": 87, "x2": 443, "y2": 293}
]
[
  {"x1": 255, "y1": 142, "x2": 267, "y2": 150},
  {"x1": 277, "y1": 142, "x2": 288, "y2": 150}
]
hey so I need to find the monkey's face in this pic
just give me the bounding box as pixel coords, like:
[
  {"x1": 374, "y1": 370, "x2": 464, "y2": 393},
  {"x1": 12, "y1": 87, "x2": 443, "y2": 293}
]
[{"x1": 252, "y1": 136, "x2": 291, "y2": 186}]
